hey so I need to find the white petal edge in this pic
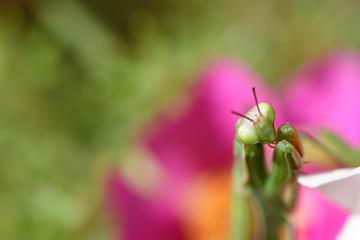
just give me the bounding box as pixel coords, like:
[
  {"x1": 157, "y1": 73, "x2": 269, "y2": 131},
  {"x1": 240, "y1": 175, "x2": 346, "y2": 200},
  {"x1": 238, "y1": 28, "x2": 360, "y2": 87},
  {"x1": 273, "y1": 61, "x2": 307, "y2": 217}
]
[
  {"x1": 298, "y1": 167, "x2": 360, "y2": 214},
  {"x1": 336, "y1": 214, "x2": 360, "y2": 240},
  {"x1": 298, "y1": 167, "x2": 360, "y2": 239}
]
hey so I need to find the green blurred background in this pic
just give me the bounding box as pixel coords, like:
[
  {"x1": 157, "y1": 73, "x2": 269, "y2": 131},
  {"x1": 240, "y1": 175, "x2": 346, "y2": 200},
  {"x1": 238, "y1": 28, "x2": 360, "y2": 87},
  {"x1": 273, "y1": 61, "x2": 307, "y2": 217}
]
[{"x1": 1, "y1": 0, "x2": 360, "y2": 239}]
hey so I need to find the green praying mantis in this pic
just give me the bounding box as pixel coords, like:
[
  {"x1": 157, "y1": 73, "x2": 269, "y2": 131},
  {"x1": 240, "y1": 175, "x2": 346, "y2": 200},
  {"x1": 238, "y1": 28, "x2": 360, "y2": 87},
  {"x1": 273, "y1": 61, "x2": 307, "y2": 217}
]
[{"x1": 230, "y1": 88, "x2": 360, "y2": 240}]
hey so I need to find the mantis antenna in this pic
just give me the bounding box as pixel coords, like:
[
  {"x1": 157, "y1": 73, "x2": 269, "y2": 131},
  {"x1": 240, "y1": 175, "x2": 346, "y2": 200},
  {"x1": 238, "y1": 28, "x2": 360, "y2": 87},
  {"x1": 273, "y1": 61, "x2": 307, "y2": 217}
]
[
  {"x1": 252, "y1": 87, "x2": 263, "y2": 116},
  {"x1": 230, "y1": 111, "x2": 256, "y2": 123}
]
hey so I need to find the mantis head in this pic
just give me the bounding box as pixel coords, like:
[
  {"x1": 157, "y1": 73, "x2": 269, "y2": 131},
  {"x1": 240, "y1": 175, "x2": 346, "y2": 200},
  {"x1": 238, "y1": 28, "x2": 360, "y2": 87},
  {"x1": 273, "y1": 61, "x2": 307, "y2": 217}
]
[{"x1": 232, "y1": 88, "x2": 276, "y2": 144}]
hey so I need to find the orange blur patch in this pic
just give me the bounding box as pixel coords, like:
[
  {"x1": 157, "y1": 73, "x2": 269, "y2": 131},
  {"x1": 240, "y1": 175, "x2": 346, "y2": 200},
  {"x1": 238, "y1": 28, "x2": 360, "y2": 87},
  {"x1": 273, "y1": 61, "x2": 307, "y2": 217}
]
[{"x1": 182, "y1": 172, "x2": 231, "y2": 240}]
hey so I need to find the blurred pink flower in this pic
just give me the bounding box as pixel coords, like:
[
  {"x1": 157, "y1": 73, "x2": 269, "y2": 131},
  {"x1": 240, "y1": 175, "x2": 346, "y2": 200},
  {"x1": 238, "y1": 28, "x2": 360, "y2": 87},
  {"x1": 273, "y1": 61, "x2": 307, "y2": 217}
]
[
  {"x1": 106, "y1": 51, "x2": 360, "y2": 240},
  {"x1": 284, "y1": 53, "x2": 360, "y2": 146},
  {"x1": 106, "y1": 175, "x2": 186, "y2": 240}
]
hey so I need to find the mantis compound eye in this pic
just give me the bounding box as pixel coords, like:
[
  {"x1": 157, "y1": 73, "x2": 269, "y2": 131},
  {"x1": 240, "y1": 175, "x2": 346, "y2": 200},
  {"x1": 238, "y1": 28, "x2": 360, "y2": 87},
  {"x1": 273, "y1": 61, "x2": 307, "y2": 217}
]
[{"x1": 232, "y1": 88, "x2": 276, "y2": 144}]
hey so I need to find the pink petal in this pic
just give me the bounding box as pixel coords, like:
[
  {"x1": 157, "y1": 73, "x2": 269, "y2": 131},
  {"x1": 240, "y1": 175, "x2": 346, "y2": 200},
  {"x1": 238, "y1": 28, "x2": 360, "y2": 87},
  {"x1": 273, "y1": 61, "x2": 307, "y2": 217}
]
[
  {"x1": 105, "y1": 173, "x2": 186, "y2": 240},
  {"x1": 284, "y1": 51, "x2": 360, "y2": 146},
  {"x1": 292, "y1": 185, "x2": 350, "y2": 240},
  {"x1": 146, "y1": 58, "x2": 283, "y2": 180}
]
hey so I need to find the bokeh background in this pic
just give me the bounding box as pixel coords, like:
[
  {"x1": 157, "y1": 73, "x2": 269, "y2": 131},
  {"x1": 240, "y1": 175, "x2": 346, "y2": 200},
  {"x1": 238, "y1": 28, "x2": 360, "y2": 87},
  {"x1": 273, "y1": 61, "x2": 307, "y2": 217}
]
[{"x1": 1, "y1": 0, "x2": 360, "y2": 239}]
